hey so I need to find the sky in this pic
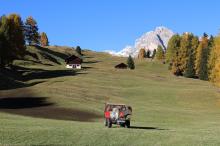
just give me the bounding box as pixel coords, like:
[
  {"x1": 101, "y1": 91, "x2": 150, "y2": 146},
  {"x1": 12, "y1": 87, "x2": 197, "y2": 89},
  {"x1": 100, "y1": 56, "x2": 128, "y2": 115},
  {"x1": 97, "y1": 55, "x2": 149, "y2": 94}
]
[{"x1": 1, "y1": 0, "x2": 220, "y2": 52}]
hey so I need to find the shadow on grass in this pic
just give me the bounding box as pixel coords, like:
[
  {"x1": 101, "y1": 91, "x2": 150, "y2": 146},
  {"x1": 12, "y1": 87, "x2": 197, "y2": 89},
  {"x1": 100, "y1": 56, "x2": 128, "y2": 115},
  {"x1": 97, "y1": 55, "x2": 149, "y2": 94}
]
[
  {"x1": 24, "y1": 59, "x2": 54, "y2": 66},
  {"x1": 130, "y1": 126, "x2": 167, "y2": 130},
  {"x1": 39, "y1": 52, "x2": 61, "y2": 65},
  {"x1": 82, "y1": 66, "x2": 93, "y2": 70},
  {"x1": 0, "y1": 66, "x2": 86, "y2": 90},
  {"x1": 23, "y1": 69, "x2": 78, "y2": 81},
  {"x1": 0, "y1": 96, "x2": 102, "y2": 122},
  {"x1": 83, "y1": 56, "x2": 94, "y2": 59},
  {"x1": 0, "y1": 97, "x2": 53, "y2": 109},
  {"x1": 83, "y1": 60, "x2": 101, "y2": 64},
  {"x1": 35, "y1": 45, "x2": 69, "y2": 60},
  {"x1": 26, "y1": 46, "x2": 64, "y2": 65}
]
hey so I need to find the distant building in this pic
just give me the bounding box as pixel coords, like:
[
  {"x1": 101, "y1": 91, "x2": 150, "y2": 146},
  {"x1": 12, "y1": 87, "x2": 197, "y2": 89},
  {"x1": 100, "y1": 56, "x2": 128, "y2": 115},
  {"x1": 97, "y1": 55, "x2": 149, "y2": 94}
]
[
  {"x1": 115, "y1": 63, "x2": 127, "y2": 69},
  {"x1": 65, "y1": 55, "x2": 82, "y2": 69}
]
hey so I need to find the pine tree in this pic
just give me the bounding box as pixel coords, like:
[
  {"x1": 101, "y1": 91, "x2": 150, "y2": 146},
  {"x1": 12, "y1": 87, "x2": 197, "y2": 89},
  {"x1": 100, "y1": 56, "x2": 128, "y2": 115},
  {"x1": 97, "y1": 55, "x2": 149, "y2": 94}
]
[
  {"x1": 40, "y1": 32, "x2": 49, "y2": 46},
  {"x1": 127, "y1": 55, "x2": 135, "y2": 70},
  {"x1": 76, "y1": 46, "x2": 82, "y2": 55},
  {"x1": 152, "y1": 49, "x2": 156, "y2": 59},
  {"x1": 155, "y1": 45, "x2": 164, "y2": 60},
  {"x1": 195, "y1": 34, "x2": 209, "y2": 80},
  {"x1": 138, "y1": 48, "x2": 146, "y2": 59},
  {"x1": 146, "y1": 49, "x2": 151, "y2": 58},
  {"x1": 24, "y1": 16, "x2": 39, "y2": 45},
  {"x1": 166, "y1": 34, "x2": 181, "y2": 63}
]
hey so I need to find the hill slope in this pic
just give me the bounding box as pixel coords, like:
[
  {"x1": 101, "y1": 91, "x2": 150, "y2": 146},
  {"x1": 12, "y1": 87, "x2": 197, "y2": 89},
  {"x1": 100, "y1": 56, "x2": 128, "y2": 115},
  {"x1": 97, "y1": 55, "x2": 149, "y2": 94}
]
[{"x1": 1, "y1": 46, "x2": 220, "y2": 146}]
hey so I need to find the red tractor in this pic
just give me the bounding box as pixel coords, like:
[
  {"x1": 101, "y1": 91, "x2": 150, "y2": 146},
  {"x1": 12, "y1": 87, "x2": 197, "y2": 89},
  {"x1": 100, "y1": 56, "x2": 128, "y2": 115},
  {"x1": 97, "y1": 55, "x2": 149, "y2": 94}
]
[{"x1": 104, "y1": 103, "x2": 132, "y2": 128}]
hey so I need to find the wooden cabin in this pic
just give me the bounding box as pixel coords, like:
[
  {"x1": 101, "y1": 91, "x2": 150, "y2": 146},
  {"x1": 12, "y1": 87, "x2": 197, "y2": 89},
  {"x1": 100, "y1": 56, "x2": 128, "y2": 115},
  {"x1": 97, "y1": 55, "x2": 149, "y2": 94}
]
[
  {"x1": 115, "y1": 63, "x2": 127, "y2": 69},
  {"x1": 65, "y1": 55, "x2": 82, "y2": 69}
]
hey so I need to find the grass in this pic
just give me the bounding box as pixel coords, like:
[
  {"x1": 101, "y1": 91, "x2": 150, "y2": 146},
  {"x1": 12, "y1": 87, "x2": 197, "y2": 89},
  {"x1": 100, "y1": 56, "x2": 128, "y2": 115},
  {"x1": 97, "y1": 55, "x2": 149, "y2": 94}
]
[{"x1": 1, "y1": 46, "x2": 220, "y2": 145}]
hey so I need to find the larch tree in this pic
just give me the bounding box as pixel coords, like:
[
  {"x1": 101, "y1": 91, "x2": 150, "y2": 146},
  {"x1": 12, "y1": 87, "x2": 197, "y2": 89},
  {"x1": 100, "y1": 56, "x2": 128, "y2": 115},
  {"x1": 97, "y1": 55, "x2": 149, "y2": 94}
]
[
  {"x1": 7, "y1": 14, "x2": 26, "y2": 59},
  {"x1": 171, "y1": 49, "x2": 182, "y2": 75},
  {"x1": 40, "y1": 32, "x2": 49, "y2": 46},
  {"x1": 24, "y1": 16, "x2": 39, "y2": 45},
  {"x1": 155, "y1": 45, "x2": 164, "y2": 60},
  {"x1": 0, "y1": 14, "x2": 26, "y2": 68},
  {"x1": 207, "y1": 35, "x2": 215, "y2": 79},
  {"x1": 178, "y1": 33, "x2": 193, "y2": 75},
  {"x1": 209, "y1": 34, "x2": 220, "y2": 84},
  {"x1": 195, "y1": 34, "x2": 209, "y2": 80},
  {"x1": 0, "y1": 15, "x2": 13, "y2": 67},
  {"x1": 166, "y1": 34, "x2": 181, "y2": 63},
  {"x1": 138, "y1": 48, "x2": 146, "y2": 59},
  {"x1": 183, "y1": 35, "x2": 199, "y2": 78}
]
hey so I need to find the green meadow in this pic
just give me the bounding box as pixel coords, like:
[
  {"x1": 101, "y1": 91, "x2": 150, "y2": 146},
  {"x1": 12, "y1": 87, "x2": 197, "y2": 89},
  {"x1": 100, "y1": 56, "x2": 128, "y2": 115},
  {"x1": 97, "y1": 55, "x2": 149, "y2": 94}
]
[{"x1": 1, "y1": 46, "x2": 220, "y2": 146}]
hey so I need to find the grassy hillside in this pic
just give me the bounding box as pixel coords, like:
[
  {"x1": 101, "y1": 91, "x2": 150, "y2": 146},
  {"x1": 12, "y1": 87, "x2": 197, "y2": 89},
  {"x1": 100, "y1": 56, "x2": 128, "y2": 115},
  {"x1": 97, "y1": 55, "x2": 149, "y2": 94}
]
[{"x1": 1, "y1": 46, "x2": 220, "y2": 145}]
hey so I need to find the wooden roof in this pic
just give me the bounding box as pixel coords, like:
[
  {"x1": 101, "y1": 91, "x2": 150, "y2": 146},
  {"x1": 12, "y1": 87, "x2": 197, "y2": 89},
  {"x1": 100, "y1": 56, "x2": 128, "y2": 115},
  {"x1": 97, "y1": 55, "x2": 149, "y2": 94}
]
[
  {"x1": 115, "y1": 63, "x2": 127, "y2": 68},
  {"x1": 65, "y1": 55, "x2": 82, "y2": 64}
]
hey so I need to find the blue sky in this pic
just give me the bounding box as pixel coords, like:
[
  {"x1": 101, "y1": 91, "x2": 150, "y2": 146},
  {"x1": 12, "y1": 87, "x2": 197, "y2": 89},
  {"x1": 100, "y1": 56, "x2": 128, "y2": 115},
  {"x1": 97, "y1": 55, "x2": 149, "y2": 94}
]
[{"x1": 1, "y1": 0, "x2": 220, "y2": 52}]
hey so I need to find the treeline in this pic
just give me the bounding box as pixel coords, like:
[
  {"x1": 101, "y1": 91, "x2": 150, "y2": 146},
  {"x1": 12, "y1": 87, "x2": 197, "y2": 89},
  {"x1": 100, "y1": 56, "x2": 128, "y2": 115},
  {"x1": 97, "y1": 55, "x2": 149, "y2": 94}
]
[
  {"x1": 138, "y1": 46, "x2": 164, "y2": 61},
  {"x1": 0, "y1": 13, "x2": 49, "y2": 68},
  {"x1": 166, "y1": 32, "x2": 220, "y2": 86}
]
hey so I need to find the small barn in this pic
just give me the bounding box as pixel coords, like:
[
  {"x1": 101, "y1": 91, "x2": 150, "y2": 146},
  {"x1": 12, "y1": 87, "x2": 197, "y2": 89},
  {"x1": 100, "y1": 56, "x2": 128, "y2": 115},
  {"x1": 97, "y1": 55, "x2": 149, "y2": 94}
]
[
  {"x1": 115, "y1": 63, "x2": 127, "y2": 69},
  {"x1": 65, "y1": 55, "x2": 82, "y2": 69}
]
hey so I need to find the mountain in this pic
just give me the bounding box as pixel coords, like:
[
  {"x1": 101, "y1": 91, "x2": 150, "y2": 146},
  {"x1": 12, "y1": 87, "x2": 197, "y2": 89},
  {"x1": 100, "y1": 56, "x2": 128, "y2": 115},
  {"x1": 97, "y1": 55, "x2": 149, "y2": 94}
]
[{"x1": 106, "y1": 26, "x2": 175, "y2": 57}]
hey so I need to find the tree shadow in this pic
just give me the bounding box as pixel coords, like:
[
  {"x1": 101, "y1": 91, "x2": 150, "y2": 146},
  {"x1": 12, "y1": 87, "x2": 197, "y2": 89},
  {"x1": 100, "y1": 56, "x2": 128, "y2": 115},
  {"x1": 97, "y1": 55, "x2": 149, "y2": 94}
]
[
  {"x1": 25, "y1": 50, "x2": 39, "y2": 60},
  {"x1": 83, "y1": 60, "x2": 101, "y2": 64},
  {"x1": 38, "y1": 52, "x2": 61, "y2": 65},
  {"x1": 0, "y1": 97, "x2": 53, "y2": 109},
  {"x1": 82, "y1": 66, "x2": 93, "y2": 70},
  {"x1": 83, "y1": 56, "x2": 94, "y2": 59},
  {"x1": 24, "y1": 59, "x2": 54, "y2": 66},
  {"x1": 11, "y1": 65, "x2": 45, "y2": 73},
  {"x1": 0, "y1": 66, "x2": 85, "y2": 90},
  {"x1": 22, "y1": 69, "x2": 77, "y2": 81},
  {"x1": 130, "y1": 126, "x2": 167, "y2": 130},
  {"x1": 0, "y1": 96, "x2": 102, "y2": 122},
  {"x1": 36, "y1": 46, "x2": 69, "y2": 60}
]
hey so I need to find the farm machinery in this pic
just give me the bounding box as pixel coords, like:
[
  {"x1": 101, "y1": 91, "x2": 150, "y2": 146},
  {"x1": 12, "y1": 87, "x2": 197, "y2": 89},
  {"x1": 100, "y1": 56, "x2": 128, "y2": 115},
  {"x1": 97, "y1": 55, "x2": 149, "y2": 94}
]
[{"x1": 104, "y1": 103, "x2": 132, "y2": 128}]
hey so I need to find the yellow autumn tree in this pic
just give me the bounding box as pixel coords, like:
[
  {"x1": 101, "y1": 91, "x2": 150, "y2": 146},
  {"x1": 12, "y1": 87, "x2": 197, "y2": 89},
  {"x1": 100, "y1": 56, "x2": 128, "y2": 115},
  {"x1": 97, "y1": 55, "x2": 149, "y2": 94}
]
[
  {"x1": 155, "y1": 45, "x2": 164, "y2": 60},
  {"x1": 178, "y1": 33, "x2": 193, "y2": 74},
  {"x1": 209, "y1": 34, "x2": 220, "y2": 85},
  {"x1": 138, "y1": 48, "x2": 146, "y2": 59},
  {"x1": 195, "y1": 34, "x2": 209, "y2": 79},
  {"x1": 40, "y1": 32, "x2": 49, "y2": 46},
  {"x1": 8, "y1": 14, "x2": 26, "y2": 58}
]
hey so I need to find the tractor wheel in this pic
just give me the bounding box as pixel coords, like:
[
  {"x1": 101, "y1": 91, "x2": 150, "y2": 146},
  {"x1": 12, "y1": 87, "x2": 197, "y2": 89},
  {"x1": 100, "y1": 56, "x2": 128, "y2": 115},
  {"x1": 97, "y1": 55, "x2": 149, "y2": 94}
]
[
  {"x1": 125, "y1": 120, "x2": 130, "y2": 128},
  {"x1": 107, "y1": 119, "x2": 112, "y2": 128}
]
